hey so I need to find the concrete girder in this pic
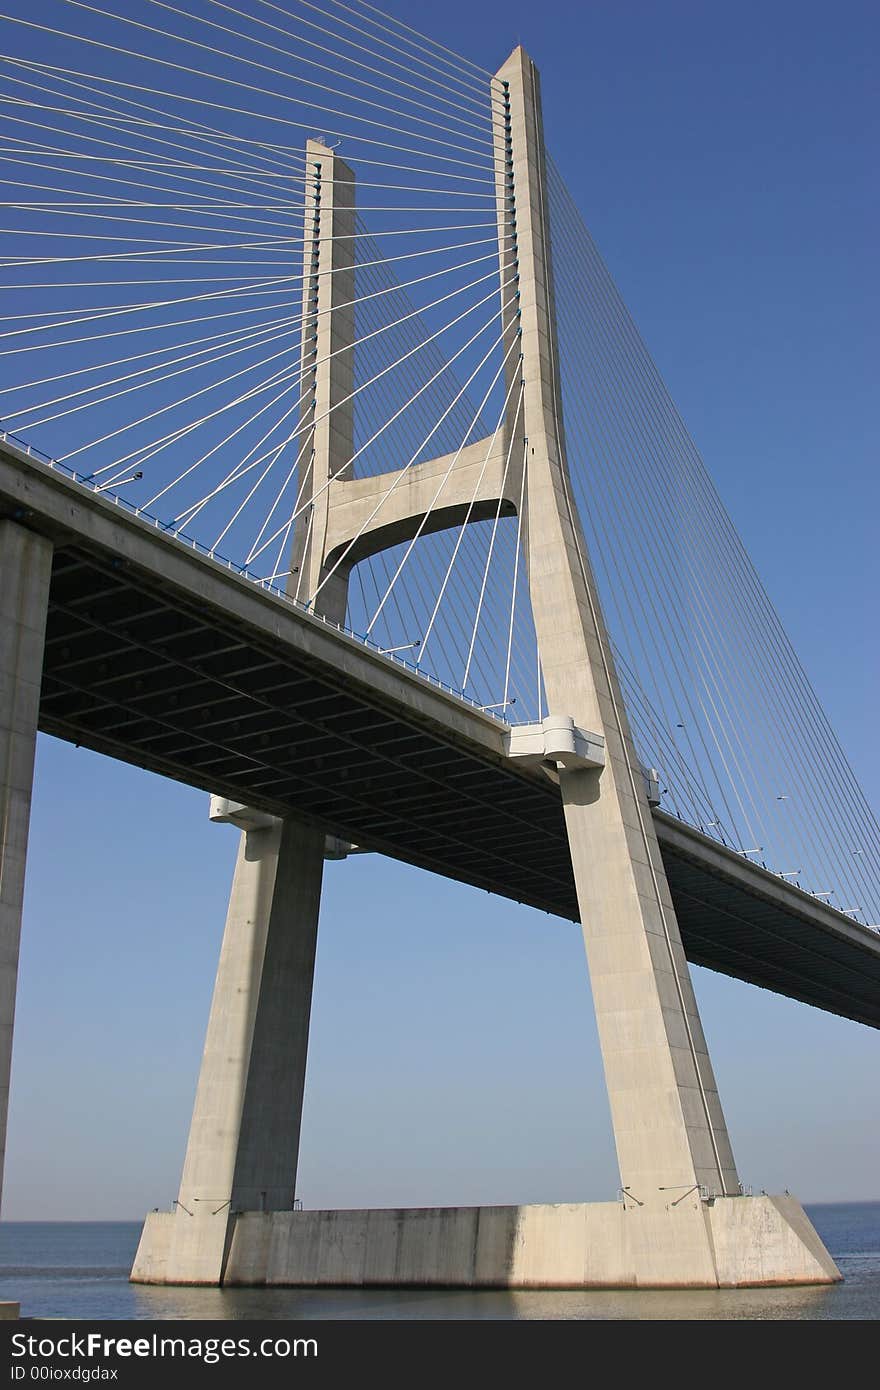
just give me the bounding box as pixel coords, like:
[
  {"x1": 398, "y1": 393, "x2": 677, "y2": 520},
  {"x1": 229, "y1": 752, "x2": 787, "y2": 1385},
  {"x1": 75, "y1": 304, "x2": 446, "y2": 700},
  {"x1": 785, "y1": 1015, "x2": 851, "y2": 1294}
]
[{"x1": 323, "y1": 433, "x2": 521, "y2": 571}]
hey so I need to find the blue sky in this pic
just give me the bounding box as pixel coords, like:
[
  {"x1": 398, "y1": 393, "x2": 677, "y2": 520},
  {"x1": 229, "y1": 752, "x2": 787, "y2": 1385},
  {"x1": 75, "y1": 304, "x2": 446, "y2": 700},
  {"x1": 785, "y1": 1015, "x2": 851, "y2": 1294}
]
[{"x1": 4, "y1": 0, "x2": 878, "y2": 1218}]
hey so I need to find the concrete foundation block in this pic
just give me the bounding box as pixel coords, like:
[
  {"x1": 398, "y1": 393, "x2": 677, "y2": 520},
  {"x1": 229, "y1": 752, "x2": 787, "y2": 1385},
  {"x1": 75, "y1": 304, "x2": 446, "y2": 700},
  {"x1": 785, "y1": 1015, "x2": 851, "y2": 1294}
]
[
  {"x1": 130, "y1": 1212, "x2": 174, "y2": 1284},
  {"x1": 706, "y1": 1194, "x2": 841, "y2": 1286},
  {"x1": 131, "y1": 1195, "x2": 840, "y2": 1289}
]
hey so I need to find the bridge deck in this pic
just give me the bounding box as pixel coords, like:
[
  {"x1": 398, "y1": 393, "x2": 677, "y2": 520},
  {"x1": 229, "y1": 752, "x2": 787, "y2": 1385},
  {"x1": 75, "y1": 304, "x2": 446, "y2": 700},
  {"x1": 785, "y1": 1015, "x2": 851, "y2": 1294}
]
[{"x1": 3, "y1": 440, "x2": 878, "y2": 1029}]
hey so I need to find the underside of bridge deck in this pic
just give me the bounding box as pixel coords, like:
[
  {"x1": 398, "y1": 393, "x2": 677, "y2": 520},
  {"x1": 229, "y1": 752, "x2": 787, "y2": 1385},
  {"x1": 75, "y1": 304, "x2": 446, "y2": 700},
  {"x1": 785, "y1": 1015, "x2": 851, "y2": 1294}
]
[
  {"x1": 40, "y1": 541, "x2": 580, "y2": 919},
  {"x1": 2, "y1": 443, "x2": 878, "y2": 1029},
  {"x1": 37, "y1": 540, "x2": 880, "y2": 1031}
]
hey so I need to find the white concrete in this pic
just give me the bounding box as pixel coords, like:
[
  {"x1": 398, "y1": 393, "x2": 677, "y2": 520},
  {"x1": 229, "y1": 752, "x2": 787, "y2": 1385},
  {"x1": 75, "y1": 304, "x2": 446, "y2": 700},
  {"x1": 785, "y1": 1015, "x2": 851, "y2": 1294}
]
[
  {"x1": 324, "y1": 435, "x2": 518, "y2": 568},
  {"x1": 507, "y1": 715, "x2": 605, "y2": 771},
  {"x1": 130, "y1": 54, "x2": 845, "y2": 1293},
  {"x1": 208, "y1": 797, "x2": 276, "y2": 831},
  {"x1": 495, "y1": 47, "x2": 740, "y2": 1212},
  {"x1": 131, "y1": 1195, "x2": 840, "y2": 1288},
  {"x1": 289, "y1": 139, "x2": 356, "y2": 626},
  {"x1": 0, "y1": 521, "x2": 52, "y2": 1210},
  {"x1": 154, "y1": 815, "x2": 326, "y2": 1284},
  {"x1": 138, "y1": 142, "x2": 361, "y2": 1286}
]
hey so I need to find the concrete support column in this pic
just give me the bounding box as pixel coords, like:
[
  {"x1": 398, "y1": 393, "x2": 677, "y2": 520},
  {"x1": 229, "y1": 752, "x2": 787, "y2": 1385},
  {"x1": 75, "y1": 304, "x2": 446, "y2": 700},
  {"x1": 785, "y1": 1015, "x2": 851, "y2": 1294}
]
[
  {"x1": 496, "y1": 48, "x2": 740, "y2": 1206},
  {"x1": 155, "y1": 816, "x2": 325, "y2": 1284},
  {"x1": 134, "y1": 142, "x2": 359, "y2": 1285},
  {"x1": 289, "y1": 139, "x2": 356, "y2": 625},
  {"x1": 0, "y1": 521, "x2": 52, "y2": 1209}
]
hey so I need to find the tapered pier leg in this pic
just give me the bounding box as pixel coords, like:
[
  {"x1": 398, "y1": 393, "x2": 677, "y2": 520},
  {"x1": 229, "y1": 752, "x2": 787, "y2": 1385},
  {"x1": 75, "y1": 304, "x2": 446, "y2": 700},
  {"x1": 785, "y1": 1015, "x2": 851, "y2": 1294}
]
[
  {"x1": 132, "y1": 816, "x2": 325, "y2": 1284},
  {"x1": 0, "y1": 522, "x2": 52, "y2": 1210},
  {"x1": 482, "y1": 46, "x2": 838, "y2": 1285},
  {"x1": 133, "y1": 52, "x2": 839, "y2": 1291},
  {"x1": 133, "y1": 139, "x2": 356, "y2": 1286},
  {"x1": 496, "y1": 48, "x2": 739, "y2": 1218}
]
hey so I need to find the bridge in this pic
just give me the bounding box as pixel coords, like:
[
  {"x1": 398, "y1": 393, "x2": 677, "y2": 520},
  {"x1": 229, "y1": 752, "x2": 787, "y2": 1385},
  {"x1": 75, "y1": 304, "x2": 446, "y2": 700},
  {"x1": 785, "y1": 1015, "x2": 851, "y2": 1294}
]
[
  {"x1": 0, "y1": 0, "x2": 876, "y2": 1291},
  {"x1": 3, "y1": 437, "x2": 878, "y2": 1032}
]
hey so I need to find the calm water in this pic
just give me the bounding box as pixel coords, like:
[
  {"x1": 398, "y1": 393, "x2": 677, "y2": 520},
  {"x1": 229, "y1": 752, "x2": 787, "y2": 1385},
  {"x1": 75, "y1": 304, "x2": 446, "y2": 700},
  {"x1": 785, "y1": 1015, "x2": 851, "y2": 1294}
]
[{"x1": 0, "y1": 1204, "x2": 877, "y2": 1320}]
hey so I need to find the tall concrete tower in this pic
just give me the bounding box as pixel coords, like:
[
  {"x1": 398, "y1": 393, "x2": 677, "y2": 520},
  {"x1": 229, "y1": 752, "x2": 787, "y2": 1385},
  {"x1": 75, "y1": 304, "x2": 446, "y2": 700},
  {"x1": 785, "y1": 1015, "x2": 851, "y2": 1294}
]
[{"x1": 131, "y1": 51, "x2": 839, "y2": 1291}]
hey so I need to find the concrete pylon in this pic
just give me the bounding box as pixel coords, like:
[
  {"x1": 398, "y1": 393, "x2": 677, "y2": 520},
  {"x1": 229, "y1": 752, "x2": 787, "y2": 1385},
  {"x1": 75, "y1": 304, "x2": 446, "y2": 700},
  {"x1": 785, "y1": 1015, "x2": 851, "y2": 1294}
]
[
  {"x1": 133, "y1": 144, "x2": 355, "y2": 1285},
  {"x1": 141, "y1": 816, "x2": 325, "y2": 1284},
  {"x1": 289, "y1": 140, "x2": 356, "y2": 625},
  {"x1": 0, "y1": 522, "x2": 52, "y2": 1212},
  {"x1": 132, "y1": 59, "x2": 840, "y2": 1291},
  {"x1": 495, "y1": 47, "x2": 740, "y2": 1210}
]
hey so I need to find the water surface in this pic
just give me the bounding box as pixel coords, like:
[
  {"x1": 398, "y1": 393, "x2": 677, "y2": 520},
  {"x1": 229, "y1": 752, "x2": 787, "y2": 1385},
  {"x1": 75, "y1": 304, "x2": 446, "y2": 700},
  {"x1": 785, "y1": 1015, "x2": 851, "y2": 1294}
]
[{"x1": 0, "y1": 1203, "x2": 877, "y2": 1320}]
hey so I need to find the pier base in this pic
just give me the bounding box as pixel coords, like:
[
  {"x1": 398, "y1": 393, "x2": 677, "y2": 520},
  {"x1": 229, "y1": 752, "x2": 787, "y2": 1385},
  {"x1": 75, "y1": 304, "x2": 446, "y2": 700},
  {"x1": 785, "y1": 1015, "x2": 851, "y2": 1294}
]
[{"x1": 131, "y1": 1195, "x2": 840, "y2": 1288}]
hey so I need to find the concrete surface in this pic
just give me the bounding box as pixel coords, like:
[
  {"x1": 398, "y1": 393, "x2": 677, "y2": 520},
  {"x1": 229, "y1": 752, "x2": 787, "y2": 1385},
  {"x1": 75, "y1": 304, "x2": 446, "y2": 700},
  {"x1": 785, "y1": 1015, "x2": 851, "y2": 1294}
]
[
  {"x1": 0, "y1": 521, "x2": 52, "y2": 1208},
  {"x1": 131, "y1": 1195, "x2": 840, "y2": 1288},
  {"x1": 289, "y1": 139, "x2": 356, "y2": 626},
  {"x1": 324, "y1": 436, "x2": 518, "y2": 568},
  {"x1": 158, "y1": 144, "x2": 358, "y2": 1286},
  {"x1": 496, "y1": 47, "x2": 739, "y2": 1208},
  {"x1": 160, "y1": 815, "x2": 325, "y2": 1285}
]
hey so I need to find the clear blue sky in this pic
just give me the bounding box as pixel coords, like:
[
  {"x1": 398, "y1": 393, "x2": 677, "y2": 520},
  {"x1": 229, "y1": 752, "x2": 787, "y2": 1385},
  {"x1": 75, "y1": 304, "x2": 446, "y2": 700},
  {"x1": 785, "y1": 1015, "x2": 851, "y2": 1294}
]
[{"x1": 5, "y1": 0, "x2": 878, "y2": 1219}]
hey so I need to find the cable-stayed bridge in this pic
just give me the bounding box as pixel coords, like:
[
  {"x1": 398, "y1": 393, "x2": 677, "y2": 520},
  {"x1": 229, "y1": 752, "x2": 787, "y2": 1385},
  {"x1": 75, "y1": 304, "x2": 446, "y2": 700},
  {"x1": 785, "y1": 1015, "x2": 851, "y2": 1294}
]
[
  {"x1": 0, "y1": 0, "x2": 876, "y2": 1289},
  {"x1": 2, "y1": 437, "x2": 878, "y2": 1034}
]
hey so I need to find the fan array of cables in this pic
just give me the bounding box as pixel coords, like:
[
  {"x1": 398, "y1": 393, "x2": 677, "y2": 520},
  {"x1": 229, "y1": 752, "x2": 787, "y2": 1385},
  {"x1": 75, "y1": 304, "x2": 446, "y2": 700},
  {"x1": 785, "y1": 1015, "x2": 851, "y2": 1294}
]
[
  {"x1": 0, "y1": 0, "x2": 876, "y2": 923},
  {"x1": 0, "y1": 0, "x2": 540, "y2": 712},
  {"x1": 547, "y1": 156, "x2": 880, "y2": 925}
]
